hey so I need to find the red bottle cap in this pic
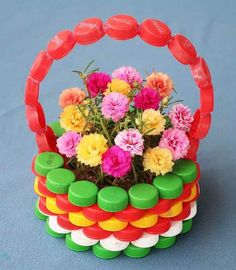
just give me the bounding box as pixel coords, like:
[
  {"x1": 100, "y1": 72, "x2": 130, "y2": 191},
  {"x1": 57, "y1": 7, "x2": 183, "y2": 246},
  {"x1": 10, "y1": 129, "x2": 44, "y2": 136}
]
[
  {"x1": 26, "y1": 103, "x2": 46, "y2": 134},
  {"x1": 145, "y1": 217, "x2": 170, "y2": 234},
  {"x1": 139, "y1": 19, "x2": 171, "y2": 47},
  {"x1": 57, "y1": 214, "x2": 81, "y2": 230},
  {"x1": 186, "y1": 137, "x2": 199, "y2": 161},
  {"x1": 171, "y1": 202, "x2": 191, "y2": 221},
  {"x1": 190, "y1": 57, "x2": 212, "y2": 89},
  {"x1": 74, "y1": 18, "x2": 104, "y2": 45},
  {"x1": 174, "y1": 183, "x2": 193, "y2": 202},
  {"x1": 24, "y1": 77, "x2": 39, "y2": 107},
  {"x1": 114, "y1": 205, "x2": 145, "y2": 222},
  {"x1": 105, "y1": 14, "x2": 138, "y2": 40},
  {"x1": 29, "y1": 51, "x2": 53, "y2": 81},
  {"x1": 47, "y1": 30, "x2": 76, "y2": 60},
  {"x1": 148, "y1": 198, "x2": 172, "y2": 214},
  {"x1": 83, "y1": 224, "x2": 111, "y2": 240},
  {"x1": 83, "y1": 204, "x2": 113, "y2": 221},
  {"x1": 56, "y1": 194, "x2": 82, "y2": 212},
  {"x1": 200, "y1": 86, "x2": 214, "y2": 114},
  {"x1": 113, "y1": 224, "x2": 143, "y2": 242},
  {"x1": 38, "y1": 197, "x2": 55, "y2": 216},
  {"x1": 35, "y1": 126, "x2": 58, "y2": 153},
  {"x1": 189, "y1": 109, "x2": 211, "y2": 139},
  {"x1": 38, "y1": 176, "x2": 56, "y2": 197},
  {"x1": 168, "y1": 34, "x2": 197, "y2": 64}
]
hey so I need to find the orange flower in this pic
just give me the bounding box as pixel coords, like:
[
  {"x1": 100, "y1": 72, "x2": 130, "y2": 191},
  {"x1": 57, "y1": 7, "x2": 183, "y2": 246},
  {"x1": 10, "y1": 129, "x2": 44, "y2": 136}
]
[
  {"x1": 59, "y1": 87, "x2": 85, "y2": 108},
  {"x1": 146, "y1": 72, "x2": 173, "y2": 98}
]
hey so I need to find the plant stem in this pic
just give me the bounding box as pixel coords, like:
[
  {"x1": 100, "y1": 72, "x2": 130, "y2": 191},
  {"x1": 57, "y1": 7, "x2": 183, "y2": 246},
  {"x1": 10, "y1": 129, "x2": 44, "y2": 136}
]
[{"x1": 132, "y1": 162, "x2": 138, "y2": 183}]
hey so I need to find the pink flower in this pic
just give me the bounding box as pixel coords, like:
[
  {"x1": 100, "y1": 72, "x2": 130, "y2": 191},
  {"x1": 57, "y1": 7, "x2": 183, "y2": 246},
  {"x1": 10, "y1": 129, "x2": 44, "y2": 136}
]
[
  {"x1": 112, "y1": 66, "x2": 143, "y2": 87},
  {"x1": 86, "y1": 72, "x2": 111, "y2": 97},
  {"x1": 134, "y1": 87, "x2": 161, "y2": 110},
  {"x1": 159, "y1": 128, "x2": 189, "y2": 160},
  {"x1": 101, "y1": 92, "x2": 129, "y2": 122},
  {"x1": 59, "y1": 88, "x2": 85, "y2": 108},
  {"x1": 56, "y1": 131, "x2": 82, "y2": 158},
  {"x1": 114, "y1": 129, "x2": 144, "y2": 156},
  {"x1": 102, "y1": 146, "x2": 132, "y2": 178},
  {"x1": 169, "y1": 104, "x2": 193, "y2": 132}
]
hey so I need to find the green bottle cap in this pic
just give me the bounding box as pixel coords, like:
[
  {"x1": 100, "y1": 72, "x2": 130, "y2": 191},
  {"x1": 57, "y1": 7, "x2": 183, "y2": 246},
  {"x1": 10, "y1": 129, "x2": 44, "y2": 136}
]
[
  {"x1": 98, "y1": 186, "x2": 128, "y2": 212},
  {"x1": 172, "y1": 159, "x2": 197, "y2": 183},
  {"x1": 154, "y1": 236, "x2": 176, "y2": 249},
  {"x1": 46, "y1": 168, "x2": 76, "y2": 194},
  {"x1": 181, "y1": 219, "x2": 193, "y2": 234},
  {"x1": 66, "y1": 234, "x2": 91, "y2": 252},
  {"x1": 153, "y1": 173, "x2": 183, "y2": 199},
  {"x1": 49, "y1": 121, "x2": 65, "y2": 137},
  {"x1": 34, "y1": 152, "x2": 64, "y2": 176},
  {"x1": 68, "y1": 180, "x2": 98, "y2": 207},
  {"x1": 45, "y1": 219, "x2": 66, "y2": 238},
  {"x1": 123, "y1": 244, "x2": 151, "y2": 258},
  {"x1": 128, "y1": 183, "x2": 158, "y2": 209},
  {"x1": 34, "y1": 201, "x2": 47, "y2": 221},
  {"x1": 92, "y1": 243, "x2": 120, "y2": 259}
]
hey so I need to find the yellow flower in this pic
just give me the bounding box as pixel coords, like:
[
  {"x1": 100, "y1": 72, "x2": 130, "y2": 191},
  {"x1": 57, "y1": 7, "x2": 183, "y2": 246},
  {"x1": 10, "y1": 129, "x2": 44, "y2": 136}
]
[
  {"x1": 143, "y1": 146, "x2": 174, "y2": 176},
  {"x1": 76, "y1": 133, "x2": 108, "y2": 167},
  {"x1": 60, "y1": 105, "x2": 89, "y2": 133},
  {"x1": 137, "y1": 109, "x2": 166, "y2": 135},
  {"x1": 104, "y1": 79, "x2": 131, "y2": 96}
]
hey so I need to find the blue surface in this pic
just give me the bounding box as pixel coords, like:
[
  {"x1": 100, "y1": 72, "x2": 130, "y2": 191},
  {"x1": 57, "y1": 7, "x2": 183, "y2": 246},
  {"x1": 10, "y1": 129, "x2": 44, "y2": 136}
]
[{"x1": 0, "y1": 0, "x2": 235, "y2": 269}]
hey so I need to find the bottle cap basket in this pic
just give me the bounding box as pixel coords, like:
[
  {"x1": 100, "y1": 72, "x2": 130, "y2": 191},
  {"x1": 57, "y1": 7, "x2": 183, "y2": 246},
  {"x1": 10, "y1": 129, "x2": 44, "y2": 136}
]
[{"x1": 25, "y1": 14, "x2": 214, "y2": 259}]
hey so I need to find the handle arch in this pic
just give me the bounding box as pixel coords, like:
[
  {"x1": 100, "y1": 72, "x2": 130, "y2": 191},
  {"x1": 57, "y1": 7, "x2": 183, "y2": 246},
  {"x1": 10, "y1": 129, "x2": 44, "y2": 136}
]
[{"x1": 25, "y1": 14, "x2": 214, "y2": 161}]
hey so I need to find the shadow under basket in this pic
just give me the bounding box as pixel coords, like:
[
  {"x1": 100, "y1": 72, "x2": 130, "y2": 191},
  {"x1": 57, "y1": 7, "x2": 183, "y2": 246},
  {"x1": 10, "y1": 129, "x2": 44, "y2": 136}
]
[{"x1": 25, "y1": 14, "x2": 214, "y2": 259}]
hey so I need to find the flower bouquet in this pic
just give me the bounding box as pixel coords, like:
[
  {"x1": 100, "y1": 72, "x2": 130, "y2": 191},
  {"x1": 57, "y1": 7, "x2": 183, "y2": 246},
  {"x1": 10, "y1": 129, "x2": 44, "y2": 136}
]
[{"x1": 25, "y1": 15, "x2": 214, "y2": 259}]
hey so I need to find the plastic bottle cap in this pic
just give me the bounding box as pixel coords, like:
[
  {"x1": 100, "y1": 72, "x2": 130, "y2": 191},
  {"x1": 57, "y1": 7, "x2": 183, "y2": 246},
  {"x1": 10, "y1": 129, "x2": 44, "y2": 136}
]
[
  {"x1": 82, "y1": 204, "x2": 113, "y2": 221},
  {"x1": 69, "y1": 212, "x2": 96, "y2": 227},
  {"x1": 145, "y1": 217, "x2": 171, "y2": 235},
  {"x1": 100, "y1": 235, "x2": 129, "y2": 251},
  {"x1": 66, "y1": 234, "x2": 91, "y2": 252},
  {"x1": 83, "y1": 224, "x2": 112, "y2": 240},
  {"x1": 128, "y1": 183, "x2": 159, "y2": 209},
  {"x1": 181, "y1": 219, "x2": 193, "y2": 234},
  {"x1": 56, "y1": 194, "x2": 82, "y2": 212},
  {"x1": 34, "y1": 152, "x2": 64, "y2": 176},
  {"x1": 154, "y1": 236, "x2": 176, "y2": 249},
  {"x1": 68, "y1": 180, "x2": 98, "y2": 207},
  {"x1": 71, "y1": 229, "x2": 98, "y2": 246},
  {"x1": 114, "y1": 205, "x2": 145, "y2": 222},
  {"x1": 98, "y1": 186, "x2": 128, "y2": 212},
  {"x1": 153, "y1": 173, "x2": 183, "y2": 199},
  {"x1": 48, "y1": 216, "x2": 70, "y2": 234},
  {"x1": 98, "y1": 217, "x2": 128, "y2": 232},
  {"x1": 130, "y1": 213, "x2": 158, "y2": 229},
  {"x1": 113, "y1": 225, "x2": 143, "y2": 242},
  {"x1": 46, "y1": 168, "x2": 76, "y2": 194},
  {"x1": 45, "y1": 219, "x2": 66, "y2": 238},
  {"x1": 161, "y1": 221, "x2": 183, "y2": 237},
  {"x1": 92, "y1": 243, "x2": 121, "y2": 259},
  {"x1": 34, "y1": 201, "x2": 47, "y2": 221},
  {"x1": 172, "y1": 159, "x2": 198, "y2": 183},
  {"x1": 49, "y1": 121, "x2": 65, "y2": 137},
  {"x1": 123, "y1": 244, "x2": 151, "y2": 258},
  {"x1": 131, "y1": 232, "x2": 159, "y2": 248},
  {"x1": 57, "y1": 214, "x2": 80, "y2": 231}
]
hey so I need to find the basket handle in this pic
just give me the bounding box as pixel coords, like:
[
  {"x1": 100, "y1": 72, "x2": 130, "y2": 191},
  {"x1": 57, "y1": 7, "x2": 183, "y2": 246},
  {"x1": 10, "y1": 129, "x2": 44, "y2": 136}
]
[{"x1": 25, "y1": 14, "x2": 214, "y2": 161}]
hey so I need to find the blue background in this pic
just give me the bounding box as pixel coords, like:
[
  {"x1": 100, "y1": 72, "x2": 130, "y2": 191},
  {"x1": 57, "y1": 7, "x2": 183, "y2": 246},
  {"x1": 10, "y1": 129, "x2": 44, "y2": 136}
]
[{"x1": 0, "y1": 0, "x2": 235, "y2": 269}]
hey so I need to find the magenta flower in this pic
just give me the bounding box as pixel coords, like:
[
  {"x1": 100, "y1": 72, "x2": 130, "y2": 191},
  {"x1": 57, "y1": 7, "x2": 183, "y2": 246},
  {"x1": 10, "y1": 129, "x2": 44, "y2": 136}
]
[
  {"x1": 56, "y1": 131, "x2": 82, "y2": 158},
  {"x1": 159, "y1": 128, "x2": 190, "y2": 160},
  {"x1": 112, "y1": 66, "x2": 143, "y2": 87},
  {"x1": 169, "y1": 104, "x2": 193, "y2": 132},
  {"x1": 102, "y1": 146, "x2": 132, "y2": 178},
  {"x1": 114, "y1": 129, "x2": 144, "y2": 156},
  {"x1": 101, "y1": 92, "x2": 129, "y2": 122},
  {"x1": 86, "y1": 72, "x2": 111, "y2": 97},
  {"x1": 134, "y1": 87, "x2": 161, "y2": 110}
]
